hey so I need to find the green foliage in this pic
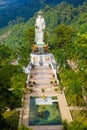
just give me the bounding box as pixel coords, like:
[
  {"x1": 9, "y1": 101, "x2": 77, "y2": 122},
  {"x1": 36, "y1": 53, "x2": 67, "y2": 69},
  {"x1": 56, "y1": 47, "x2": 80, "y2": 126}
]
[
  {"x1": 0, "y1": 43, "x2": 26, "y2": 126},
  {"x1": 2, "y1": 110, "x2": 19, "y2": 130},
  {"x1": 60, "y1": 69, "x2": 85, "y2": 106},
  {"x1": 0, "y1": 24, "x2": 25, "y2": 49},
  {"x1": 22, "y1": 27, "x2": 35, "y2": 44},
  {"x1": 51, "y1": 48, "x2": 67, "y2": 66},
  {"x1": 9, "y1": 73, "x2": 26, "y2": 109},
  {"x1": 19, "y1": 27, "x2": 35, "y2": 66},
  {"x1": 0, "y1": 44, "x2": 11, "y2": 59},
  {"x1": 0, "y1": 44, "x2": 12, "y2": 65},
  {"x1": 54, "y1": 24, "x2": 74, "y2": 48},
  {"x1": 0, "y1": 65, "x2": 25, "y2": 111},
  {"x1": 63, "y1": 120, "x2": 87, "y2": 130},
  {"x1": 0, "y1": 64, "x2": 22, "y2": 112},
  {"x1": 18, "y1": 125, "x2": 32, "y2": 130},
  {"x1": 64, "y1": 33, "x2": 87, "y2": 64}
]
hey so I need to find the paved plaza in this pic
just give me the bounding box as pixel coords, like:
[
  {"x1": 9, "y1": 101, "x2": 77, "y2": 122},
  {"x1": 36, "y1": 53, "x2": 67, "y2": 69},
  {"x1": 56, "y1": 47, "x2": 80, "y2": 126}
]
[{"x1": 21, "y1": 65, "x2": 72, "y2": 130}]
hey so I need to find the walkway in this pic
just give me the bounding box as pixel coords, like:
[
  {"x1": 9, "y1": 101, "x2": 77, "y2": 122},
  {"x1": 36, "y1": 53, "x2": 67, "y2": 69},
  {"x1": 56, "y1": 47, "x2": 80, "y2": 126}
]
[
  {"x1": 21, "y1": 64, "x2": 72, "y2": 129},
  {"x1": 58, "y1": 92, "x2": 72, "y2": 122},
  {"x1": 69, "y1": 106, "x2": 87, "y2": 111}
]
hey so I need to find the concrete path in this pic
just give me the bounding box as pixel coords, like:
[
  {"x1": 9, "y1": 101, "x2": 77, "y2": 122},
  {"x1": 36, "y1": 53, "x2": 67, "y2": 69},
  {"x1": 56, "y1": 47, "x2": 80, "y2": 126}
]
[
  {"x1": 58, "y1": 92, "x2": 72, "y2": 122},
  {"x1": 69, "y1": 106, "x2": 87, "y2": 110}
]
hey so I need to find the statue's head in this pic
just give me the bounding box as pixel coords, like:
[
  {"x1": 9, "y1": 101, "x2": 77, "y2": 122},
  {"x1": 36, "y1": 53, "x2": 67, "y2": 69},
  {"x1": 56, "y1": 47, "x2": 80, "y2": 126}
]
[{"x1": 38, "y1": 10, "x2": 43, "y2": 16}]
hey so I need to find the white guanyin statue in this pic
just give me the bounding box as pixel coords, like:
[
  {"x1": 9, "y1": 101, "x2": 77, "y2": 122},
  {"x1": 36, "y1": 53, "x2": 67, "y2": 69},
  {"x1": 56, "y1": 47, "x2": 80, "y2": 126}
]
[{"x1": 35, "y1": 10, "x2": 45, "y2": 46}]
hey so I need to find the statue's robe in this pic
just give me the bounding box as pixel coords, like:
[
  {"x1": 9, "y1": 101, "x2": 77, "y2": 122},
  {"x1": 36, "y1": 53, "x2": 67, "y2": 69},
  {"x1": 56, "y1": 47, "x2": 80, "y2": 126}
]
[{"x1": 35, "y1": 15, "x2": 45, "y2": 46}]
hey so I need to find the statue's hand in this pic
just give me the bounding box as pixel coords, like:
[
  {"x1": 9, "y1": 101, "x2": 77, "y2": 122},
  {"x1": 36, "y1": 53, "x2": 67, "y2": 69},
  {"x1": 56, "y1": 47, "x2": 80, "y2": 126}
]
[{"x1": 36, "y1": 26, "x2": 40, "y2": 30}]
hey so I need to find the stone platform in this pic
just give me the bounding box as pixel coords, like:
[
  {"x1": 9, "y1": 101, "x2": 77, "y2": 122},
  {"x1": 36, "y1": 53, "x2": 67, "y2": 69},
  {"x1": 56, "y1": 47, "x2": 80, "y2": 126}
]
[{"x1": 30, "y1": 52, "x2": 54, "y2": 65}]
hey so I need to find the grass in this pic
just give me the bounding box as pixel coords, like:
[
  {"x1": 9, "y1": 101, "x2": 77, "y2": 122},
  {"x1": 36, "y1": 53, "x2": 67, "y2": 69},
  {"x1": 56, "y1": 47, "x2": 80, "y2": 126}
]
[
  {"x1": 3, "y1": 110, "x2": 19, "y2": 130},
  {"x1": 71, "y1": 110, "x2": 87, "y2": 125}
]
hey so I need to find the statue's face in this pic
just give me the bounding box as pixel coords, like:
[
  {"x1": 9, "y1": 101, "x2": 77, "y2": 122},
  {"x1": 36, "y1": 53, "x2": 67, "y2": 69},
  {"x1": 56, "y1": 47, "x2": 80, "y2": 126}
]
[{"x1": 38, "y1": 14, "x2": 42, "y2": 18}]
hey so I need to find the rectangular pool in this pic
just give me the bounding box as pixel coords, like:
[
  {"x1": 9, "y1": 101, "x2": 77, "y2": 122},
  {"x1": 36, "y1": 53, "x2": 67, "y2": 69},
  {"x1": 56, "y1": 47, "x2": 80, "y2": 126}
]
[{"x1": 29, "y1": 96, "x2": 62, "y2": 126}]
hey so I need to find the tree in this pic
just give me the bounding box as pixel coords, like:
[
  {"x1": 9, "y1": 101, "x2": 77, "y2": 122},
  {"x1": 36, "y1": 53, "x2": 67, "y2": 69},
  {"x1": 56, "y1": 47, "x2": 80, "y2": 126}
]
[
  {"x1": 22, "y1": 27, "x2": 35, "y2": 45},
  {"x1": 54, "y1": 24, "x2": 74, "y2": 48},
  {"x1": 0, "y1": 44, "x2": 12, "y2": 65},
  {"x1": 19, "y1": 27, "x2": 35, "y2": 66}
]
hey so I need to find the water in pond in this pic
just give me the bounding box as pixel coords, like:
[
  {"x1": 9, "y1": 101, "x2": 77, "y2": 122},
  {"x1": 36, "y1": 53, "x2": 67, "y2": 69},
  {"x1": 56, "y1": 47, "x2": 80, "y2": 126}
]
[{"x1": 29, "y1": 97, "x2": 62, "y2": 126}]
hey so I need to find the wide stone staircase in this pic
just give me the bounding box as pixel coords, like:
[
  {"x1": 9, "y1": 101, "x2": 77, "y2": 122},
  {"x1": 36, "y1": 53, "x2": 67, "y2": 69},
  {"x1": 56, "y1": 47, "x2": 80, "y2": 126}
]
[{"x1": 30, "y1": 65, "x2": 57, "y2": 96}]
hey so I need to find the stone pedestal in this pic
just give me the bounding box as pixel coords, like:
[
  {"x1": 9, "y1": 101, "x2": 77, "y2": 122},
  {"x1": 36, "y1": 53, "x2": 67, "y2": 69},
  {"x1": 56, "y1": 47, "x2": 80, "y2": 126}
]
[{"x1": 30, "y1": 52, "x2": 53, "y2": 66}]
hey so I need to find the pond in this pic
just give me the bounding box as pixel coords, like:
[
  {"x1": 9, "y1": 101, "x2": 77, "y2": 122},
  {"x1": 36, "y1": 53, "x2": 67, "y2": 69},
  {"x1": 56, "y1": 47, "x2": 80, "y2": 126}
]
[{"x1": 29, "y1": 96, "x2": 62, "y2": 126}]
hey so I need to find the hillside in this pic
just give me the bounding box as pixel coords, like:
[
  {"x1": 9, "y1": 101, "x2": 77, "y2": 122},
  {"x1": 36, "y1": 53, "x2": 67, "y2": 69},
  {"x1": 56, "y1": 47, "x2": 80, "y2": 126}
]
[
  {"x1": 28, "y1": 2, "x2": 87, "y2": 31},
  {"x1": 0, "y1": 0, "x2": 87, "y2": 28},
  {"x1": 0, "y1": 2, "x2": 87, "y2": 49}
]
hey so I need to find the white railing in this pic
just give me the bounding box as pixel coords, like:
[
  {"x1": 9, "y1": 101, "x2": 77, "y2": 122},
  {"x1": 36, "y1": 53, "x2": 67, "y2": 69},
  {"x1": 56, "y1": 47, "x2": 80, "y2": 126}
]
[
  {"x1": 50, "y1": 62, "x2": 59, "y2": 86},
  {"x1": 26, "y1": 63, "x2": 32, "y2": 85}
]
